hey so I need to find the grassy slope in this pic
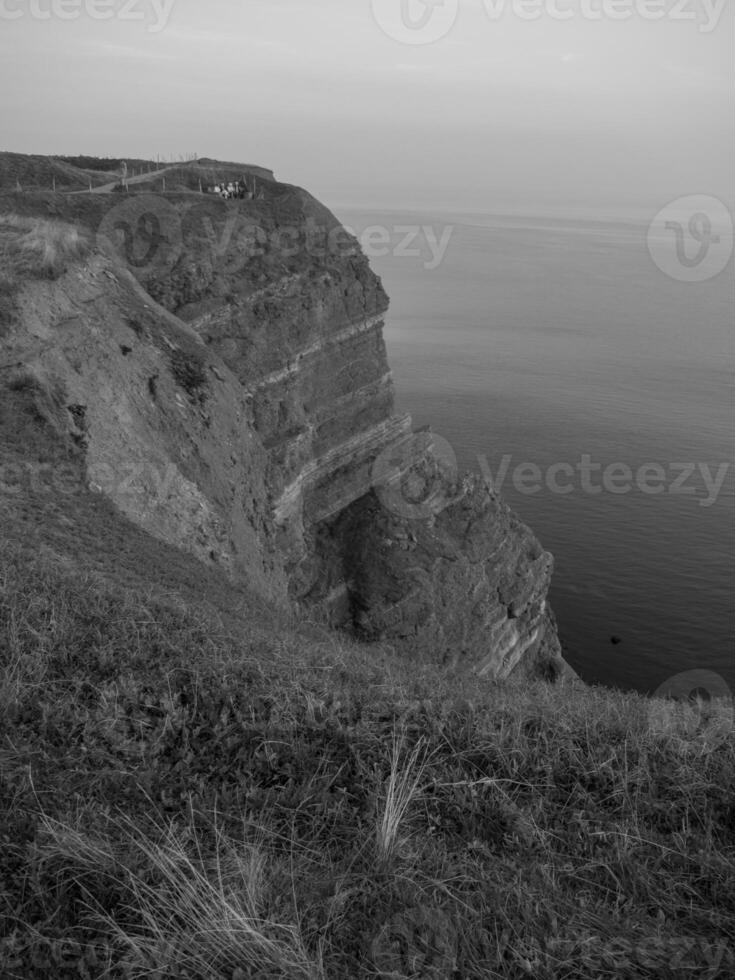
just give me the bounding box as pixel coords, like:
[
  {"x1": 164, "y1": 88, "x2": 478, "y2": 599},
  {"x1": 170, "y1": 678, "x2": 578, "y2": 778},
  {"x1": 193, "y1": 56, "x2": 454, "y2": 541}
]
[
  {"x1": 0, "y1": 212, "x2": 96, "y2": 336},
  {"x1": 0, "y1": 154, "x2": 116, "y2": 193},
  {"x1": 2, "y1": 392, "x2": 735, "y2": 980},
  {"x1": 1, "y1": 220, "x2": 735, "y2": 979},
  {"x1": 0, "y1": 154, "x2": 275, "y2": 195}
]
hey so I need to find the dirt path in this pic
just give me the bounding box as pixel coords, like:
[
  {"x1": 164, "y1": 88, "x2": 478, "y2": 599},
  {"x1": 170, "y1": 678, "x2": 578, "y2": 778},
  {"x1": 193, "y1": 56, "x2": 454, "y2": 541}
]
[{"x1": 73, "y1": 166, "x2": 177, "y2": 195}]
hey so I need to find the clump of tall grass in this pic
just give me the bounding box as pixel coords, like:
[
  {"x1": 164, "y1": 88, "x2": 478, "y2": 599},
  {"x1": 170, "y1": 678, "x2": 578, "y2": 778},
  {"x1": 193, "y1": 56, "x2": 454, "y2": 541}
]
[
  {"x1": 38, "y1": 813, "x2": 322, "y2": 980},
  {"x1": 376, "y1": 733, "x2": 428, "y2": 863},
  {"x1": 0, "y1": 213, "x2": 91, "y2": 284}
]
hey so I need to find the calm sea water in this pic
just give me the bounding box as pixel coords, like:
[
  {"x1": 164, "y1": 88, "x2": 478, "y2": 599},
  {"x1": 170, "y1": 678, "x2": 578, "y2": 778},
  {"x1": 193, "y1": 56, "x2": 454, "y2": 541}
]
[{"x1": 336, "y1": 206, "x2": 735, "y2": 694}]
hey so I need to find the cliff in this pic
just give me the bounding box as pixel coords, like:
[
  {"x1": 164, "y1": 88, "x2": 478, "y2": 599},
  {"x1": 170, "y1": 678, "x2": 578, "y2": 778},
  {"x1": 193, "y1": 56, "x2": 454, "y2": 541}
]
[
  {"x1": 5, "y1": 158, "x2": 735, "y2": 980},
  {"x1": 0, "y1": 159, "x2": 565, "y2": 681}
]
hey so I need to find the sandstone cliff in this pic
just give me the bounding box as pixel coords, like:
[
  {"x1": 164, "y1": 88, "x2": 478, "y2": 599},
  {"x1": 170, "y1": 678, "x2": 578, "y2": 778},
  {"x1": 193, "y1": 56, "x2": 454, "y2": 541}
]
[{"x1": 0, "y1": 162, "x2": 565, "y2": 680}]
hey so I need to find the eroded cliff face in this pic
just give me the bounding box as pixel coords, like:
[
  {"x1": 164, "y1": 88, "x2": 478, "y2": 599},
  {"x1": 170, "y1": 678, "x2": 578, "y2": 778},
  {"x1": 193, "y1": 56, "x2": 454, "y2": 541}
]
[
  {"x1": 0, "y1": 173, "x2": 565, "y2": 680},
  {"x1": 0, "y1": 246, "x2": 283, "y2": 601}
]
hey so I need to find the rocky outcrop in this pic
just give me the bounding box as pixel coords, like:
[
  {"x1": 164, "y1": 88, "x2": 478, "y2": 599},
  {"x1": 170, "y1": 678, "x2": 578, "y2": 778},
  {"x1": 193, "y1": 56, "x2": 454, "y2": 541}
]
[
  {"x1": 0, "y1": 163, "x2": 566, "y2": 680},
  {"x1": 300, "y1": 432, "x2": 563, "y2": 679},
  {"x1": 0, "y1": 247, "x2": 284, "y2": 601},
  {"x1": 337, "y1": 482, "x2": 561, "y2": 679}
]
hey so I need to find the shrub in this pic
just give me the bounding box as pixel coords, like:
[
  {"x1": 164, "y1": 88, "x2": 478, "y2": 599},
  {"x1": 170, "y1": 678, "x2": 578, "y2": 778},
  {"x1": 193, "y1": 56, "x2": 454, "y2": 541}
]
[{"x1": 170, "y1": 347, "x2": 208, "y2": 400}]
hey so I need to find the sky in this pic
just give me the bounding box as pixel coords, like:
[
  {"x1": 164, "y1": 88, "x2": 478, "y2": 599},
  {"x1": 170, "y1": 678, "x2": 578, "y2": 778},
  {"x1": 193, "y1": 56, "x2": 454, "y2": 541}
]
[{"x1": 1, "y1": 0, "x2": 733, "y2": 212}]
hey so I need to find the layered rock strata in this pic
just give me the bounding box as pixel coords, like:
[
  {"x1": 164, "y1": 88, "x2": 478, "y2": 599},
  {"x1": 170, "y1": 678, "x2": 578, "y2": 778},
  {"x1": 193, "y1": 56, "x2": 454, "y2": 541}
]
[{"x1": 0, "y1": 170, "x2": 565, "y2": 679}]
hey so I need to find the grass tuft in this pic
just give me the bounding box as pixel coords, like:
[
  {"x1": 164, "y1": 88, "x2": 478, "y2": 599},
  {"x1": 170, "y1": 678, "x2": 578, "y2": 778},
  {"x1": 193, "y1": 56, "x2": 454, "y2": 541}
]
[
  {"x1": 0, "y1": 213, "x2": 91, "y2": 287},
  {"x1": 90, "y1": 818, "x2": 320, "y2": 979},
  {"x1": 376, "y1": 733, "x2": 428, "y2": 863}
]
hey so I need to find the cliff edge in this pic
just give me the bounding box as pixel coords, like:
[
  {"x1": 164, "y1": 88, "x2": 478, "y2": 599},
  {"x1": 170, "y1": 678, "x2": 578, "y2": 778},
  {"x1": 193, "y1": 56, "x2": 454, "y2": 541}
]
[{"x1": 0, "y1": 157, "x2": 565, "y2": 681}]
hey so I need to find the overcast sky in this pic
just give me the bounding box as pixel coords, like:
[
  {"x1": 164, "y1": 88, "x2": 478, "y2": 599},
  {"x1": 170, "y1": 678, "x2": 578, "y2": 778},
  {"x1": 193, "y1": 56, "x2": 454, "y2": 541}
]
[{"x1": 1, "y1": 0, "x2": 733, "y2": 212}]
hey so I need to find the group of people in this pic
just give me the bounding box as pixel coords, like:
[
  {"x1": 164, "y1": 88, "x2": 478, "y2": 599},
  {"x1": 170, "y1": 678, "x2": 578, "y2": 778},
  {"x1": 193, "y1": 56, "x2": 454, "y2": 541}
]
[{"x1": 209, "y1": 177, "x2": 258, "y2": 201}]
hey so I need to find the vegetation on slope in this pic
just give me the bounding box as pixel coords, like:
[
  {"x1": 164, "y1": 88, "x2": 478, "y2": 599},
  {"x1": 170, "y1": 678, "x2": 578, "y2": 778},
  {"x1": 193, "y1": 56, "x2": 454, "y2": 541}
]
[
  {"x1": 0, "y1": 153, "x2": 115, "y2": 193},
  {"x1": 0, "y1": 213, "x2": 91, "y2": 335},
  {"x1": 1, "y1": 536, "x2": 734, "y2": 978},
  {"x1": 1, "y1": 186, "x2": 734, "y2": 978},
  {"x1": 0, "y1": 214, "x2": 91, "y2": 284},
  {"x1": 55, "y1": 157, "x2": 159, "y2": 175},
  {"x1": 0, "y1": 152, "x2": 274, "y2": 196}
]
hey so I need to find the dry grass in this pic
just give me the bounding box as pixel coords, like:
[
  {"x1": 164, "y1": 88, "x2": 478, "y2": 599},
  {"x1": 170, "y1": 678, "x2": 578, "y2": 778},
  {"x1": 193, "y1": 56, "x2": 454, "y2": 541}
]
[
  {"x1": 2, "y1": 391, "x2": 735, "y2": 978},
  {"x1": 38, "y1": 813, "x2": 322, "y2": 980},
  {"x1": 3, "y1": 540, "x2": 734, "y2": 978},
  {"x1": 0, "y1": 213, "x2": 91, "y2": 286},
  {"x1": 376, "y1": 733, "x2": 428, "y2": 863}
]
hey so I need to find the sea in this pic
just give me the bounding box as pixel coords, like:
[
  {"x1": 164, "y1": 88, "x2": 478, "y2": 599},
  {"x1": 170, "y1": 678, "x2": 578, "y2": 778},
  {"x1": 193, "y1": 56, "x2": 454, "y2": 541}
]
[{"x1": 335, "y1": 204, "x2": 735, "y2": 695}]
